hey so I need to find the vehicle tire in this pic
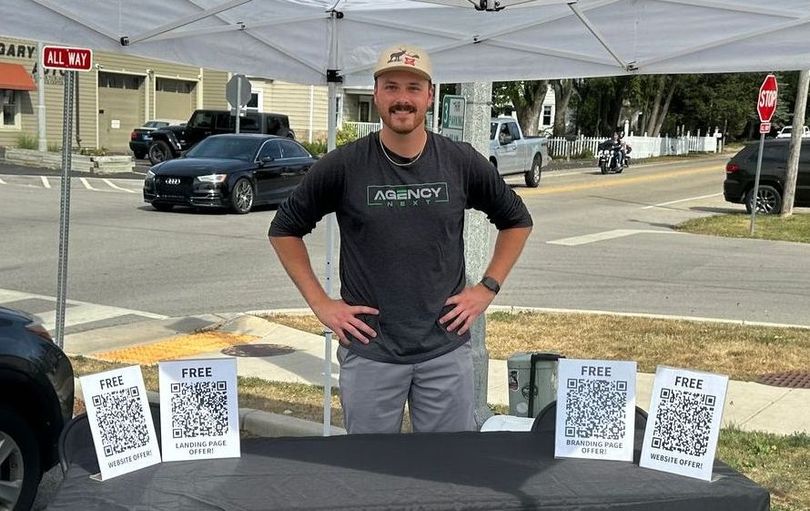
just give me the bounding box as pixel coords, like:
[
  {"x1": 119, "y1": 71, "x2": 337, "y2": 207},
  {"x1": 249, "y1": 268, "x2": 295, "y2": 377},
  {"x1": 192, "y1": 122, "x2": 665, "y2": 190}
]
[
  {"x1": 524, "y1": 155, "x2": 542, "y2": 188},
  {"x1": 600, "y1": 162, "x2": 608, "y2": 175},
  {"x1": 0, "y1": 405, "x2": 41, "y2": 511},
  {"x1": 148, "y1": 140, "x2": 173, "y2": 165},
  {"x1": 151, "y1": 202, "x2": 174, "y2": 212},
  {"x1": 230, "y1": 179, "x2": 254, "y2": 214},
  {"x1": 745, "y1": 185, "x2": 782, "y2": 215}
]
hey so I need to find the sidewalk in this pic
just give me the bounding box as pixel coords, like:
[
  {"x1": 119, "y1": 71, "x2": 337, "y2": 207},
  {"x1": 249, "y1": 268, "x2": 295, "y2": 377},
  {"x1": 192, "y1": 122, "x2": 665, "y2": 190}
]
[{"x1": 65, "y1": 311, "x2": 809, "y2": 437}]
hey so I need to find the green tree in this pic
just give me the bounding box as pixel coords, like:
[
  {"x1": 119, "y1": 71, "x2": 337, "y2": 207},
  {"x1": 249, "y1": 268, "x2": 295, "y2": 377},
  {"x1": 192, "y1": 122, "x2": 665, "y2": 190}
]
[{"x1": 491, "y1": 80, "x2": 549, "y2": 136}]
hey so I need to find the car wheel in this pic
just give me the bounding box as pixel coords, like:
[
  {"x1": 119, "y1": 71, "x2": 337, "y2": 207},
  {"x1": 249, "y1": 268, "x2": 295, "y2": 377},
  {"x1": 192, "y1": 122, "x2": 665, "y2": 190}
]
[
  {"x1": 0, "y1": 405, "x2": 41, "y2": 511},
  {"x1": 133, "y1": 150, "x2": 146, "y2": 160},
  {"x1": 148, "y1": 141, "x2": 173, "y2": 165},
  {"x1": 600, "y1": 162, "x2": 608, "y2": 175},
  {"x1": 151, "y1": 202, "x2": 174, "y2": 212},
  {"x1": 524, "y1": 155, "x2": 542, "y2": 188},
  {"x1": 230, "y1": 179, "x2": 254, "y2": 214},
  {"x1": 745, "y1": 185, "x2": 782, "y2": 214}
]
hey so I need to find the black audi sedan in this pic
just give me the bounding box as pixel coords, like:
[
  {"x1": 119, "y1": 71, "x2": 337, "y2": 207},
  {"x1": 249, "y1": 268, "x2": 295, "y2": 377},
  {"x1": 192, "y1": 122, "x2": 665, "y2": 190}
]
[{"x1": 143, "y1": 134, "x2": 317, "y2": 214}]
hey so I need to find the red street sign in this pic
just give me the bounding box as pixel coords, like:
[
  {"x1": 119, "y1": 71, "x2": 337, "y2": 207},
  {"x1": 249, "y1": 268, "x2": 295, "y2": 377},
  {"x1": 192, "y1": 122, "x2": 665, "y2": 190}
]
[
  {"x1": 757, "y1": 74, "x2": 778, "y2": 123},
  {"x1": 759, "y1": 122, "x2": 771, "y2": 134},
  {"x1": 42, "y1": 45, "x2": 93, "y2": 72}
]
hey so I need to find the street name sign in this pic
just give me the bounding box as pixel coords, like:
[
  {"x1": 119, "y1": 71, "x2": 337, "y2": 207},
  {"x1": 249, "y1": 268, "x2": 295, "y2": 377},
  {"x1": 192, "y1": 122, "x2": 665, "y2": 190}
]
[{"x1": 441, "y1": 95, "x2": 465, "y2": 142}]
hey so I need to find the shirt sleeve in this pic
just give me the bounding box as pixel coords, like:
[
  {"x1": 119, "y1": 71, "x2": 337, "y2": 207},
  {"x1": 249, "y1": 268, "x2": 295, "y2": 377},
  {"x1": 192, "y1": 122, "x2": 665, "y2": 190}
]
[
  {"x1": 268, "y1": 148, "x2": 345, "y2": 238},
  {"x1": 464, "y1": 144, "x2": 533, "y2": 230}
]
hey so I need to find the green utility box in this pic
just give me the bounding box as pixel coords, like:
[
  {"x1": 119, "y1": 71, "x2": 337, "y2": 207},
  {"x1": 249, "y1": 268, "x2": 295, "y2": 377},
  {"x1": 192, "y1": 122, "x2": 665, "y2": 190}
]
[{"x1": 507, "y1": 352, "x2": 563, "y2": 418}]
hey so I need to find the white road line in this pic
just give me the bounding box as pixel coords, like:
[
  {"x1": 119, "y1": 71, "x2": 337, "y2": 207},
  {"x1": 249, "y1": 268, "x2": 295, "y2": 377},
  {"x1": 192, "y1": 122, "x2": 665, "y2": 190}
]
[
  {"x1": 641, "y1": 193, "x2": 722, "y2": 210},
  {"x1": 547, "y1": 229, "x2": 680, "y2": 246},
  {"x1": 79, "y1": 177, "x2": 99, "y2": 190},
  {"x1": 0, "y1": 176, "x2": 6, "y2": 184},
  {"x1": 103, "y1": 178, "x2": 137, "y2": 193},
  {"x1": 40, "y1": 176, "x2": 51, "y2": 189}
]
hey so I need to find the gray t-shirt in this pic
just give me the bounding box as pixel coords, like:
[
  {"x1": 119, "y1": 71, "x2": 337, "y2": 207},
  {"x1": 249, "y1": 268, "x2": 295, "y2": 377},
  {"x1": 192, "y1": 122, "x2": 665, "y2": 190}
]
[{"x1": 269, "y1": 131, "x2": 532, "y2": 364}]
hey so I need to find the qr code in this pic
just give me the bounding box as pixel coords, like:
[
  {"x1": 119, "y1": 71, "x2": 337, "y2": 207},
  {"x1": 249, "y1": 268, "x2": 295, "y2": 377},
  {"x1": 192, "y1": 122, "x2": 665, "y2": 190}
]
[
  {"x1": 651, "y1": 388, "x2": 716, "y2": 457},
  {"x1": 170, "y1": 381, "x2": 229, "y2": 438},
  {"x1": 91, "y1": 387, "x2": 149, "y2": 457},
  {"x1": 564, "y1": 378, "x2": 628, "y2": 439}
]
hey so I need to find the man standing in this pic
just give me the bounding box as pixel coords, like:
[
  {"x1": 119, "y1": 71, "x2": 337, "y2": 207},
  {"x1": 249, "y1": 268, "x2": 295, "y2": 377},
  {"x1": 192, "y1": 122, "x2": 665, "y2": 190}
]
[{"x1": 268, "y1": 44, "x2": 532, "y2": 434}]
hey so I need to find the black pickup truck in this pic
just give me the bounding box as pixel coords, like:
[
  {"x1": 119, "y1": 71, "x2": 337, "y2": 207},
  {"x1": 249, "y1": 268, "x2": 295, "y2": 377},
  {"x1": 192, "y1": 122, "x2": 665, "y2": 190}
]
[{"x1": 147, "y1": 110, "x2": 295, "y2": 164}]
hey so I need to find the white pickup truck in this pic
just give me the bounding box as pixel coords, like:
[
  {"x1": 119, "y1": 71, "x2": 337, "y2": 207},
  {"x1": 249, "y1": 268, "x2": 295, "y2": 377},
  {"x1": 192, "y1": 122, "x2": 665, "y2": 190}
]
[{"x1": 489, "y1": 117, "x2": 550, "y2": 187}]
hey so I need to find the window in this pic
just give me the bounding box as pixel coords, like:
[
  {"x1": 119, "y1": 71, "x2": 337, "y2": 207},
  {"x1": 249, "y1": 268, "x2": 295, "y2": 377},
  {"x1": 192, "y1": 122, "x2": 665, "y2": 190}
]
[
  {"x1": 257, "y1": 140, "x2": 281, "y2": 160},
  {"x1": 1, "y1": 90, "x2": 19, "y2": 128},
  {"x1": 542, "y1": 105, "x2": 553, "y2": 127},
  {"x1": 279, "y1": 140, "x2": 309, "y2": 158},
  {"x1": 239, "y1": 114, "x2": 260, "y2": 133},
  {"x1": 358, "y1": 98, "x2": 371, "y2": 122},
  {"x1": 246, "y1": 90, "x2": 262, "y2": 113},
  {"x1": 190, "y1": 111, "x2": 214, "y2": 129},
  {"x1": 505, "y1": 122, "x2": 521, "y2": 140}
]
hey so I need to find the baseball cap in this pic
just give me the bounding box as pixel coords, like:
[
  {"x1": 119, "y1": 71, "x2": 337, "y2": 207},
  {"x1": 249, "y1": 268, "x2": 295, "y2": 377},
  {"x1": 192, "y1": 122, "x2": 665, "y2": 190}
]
[{"x1": 373, "y1": 44, "x2": 433, "y2": 82}]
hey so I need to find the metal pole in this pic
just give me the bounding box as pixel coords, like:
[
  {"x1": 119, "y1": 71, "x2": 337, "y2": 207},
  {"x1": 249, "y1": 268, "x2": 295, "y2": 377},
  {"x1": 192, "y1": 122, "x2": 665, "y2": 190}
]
[
  {"x1": 749, "y1": 132, "x2": 766, "y2": 235},
  {"x1": 55, "y1": 70, "x2": 75, "y2": 348},
  {"x1": 432, "y1": 82, "x2": 440, "y2": 133},
  {"x1": 36, "y1": 41, "x2": 47, "y2": 152},
  {"x1": 235, "y1": 77, "x2": 241, "y2": 134}
]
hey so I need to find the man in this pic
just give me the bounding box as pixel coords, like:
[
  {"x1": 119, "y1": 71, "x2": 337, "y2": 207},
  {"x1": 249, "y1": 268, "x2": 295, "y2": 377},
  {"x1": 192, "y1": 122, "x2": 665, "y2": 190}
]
[{"x1": 268, "y1": 44, "x2": 532, "y2": 434}]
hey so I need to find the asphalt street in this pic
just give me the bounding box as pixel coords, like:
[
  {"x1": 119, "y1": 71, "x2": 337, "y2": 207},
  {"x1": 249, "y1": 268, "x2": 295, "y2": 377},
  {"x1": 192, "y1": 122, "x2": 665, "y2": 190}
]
[{"x1": 1, "y1": 152, "x2": 809, "y2": 329}]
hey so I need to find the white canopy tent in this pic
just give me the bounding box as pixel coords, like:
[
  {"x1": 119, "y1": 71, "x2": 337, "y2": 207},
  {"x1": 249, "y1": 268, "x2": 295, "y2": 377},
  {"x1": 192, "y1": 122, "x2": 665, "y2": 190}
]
[
  {"x1": 2, "y1": 0, "x2": 809, "y2": 433},
  {"x1": 2, "y1": 0, "x2": 810, "y2": 85}
]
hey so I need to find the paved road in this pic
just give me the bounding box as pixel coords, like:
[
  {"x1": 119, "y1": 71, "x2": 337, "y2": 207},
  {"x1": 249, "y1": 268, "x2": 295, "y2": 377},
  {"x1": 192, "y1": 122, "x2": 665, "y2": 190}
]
[{"x1": 1, "y1": 153, "x2": 808, "y2": 331}]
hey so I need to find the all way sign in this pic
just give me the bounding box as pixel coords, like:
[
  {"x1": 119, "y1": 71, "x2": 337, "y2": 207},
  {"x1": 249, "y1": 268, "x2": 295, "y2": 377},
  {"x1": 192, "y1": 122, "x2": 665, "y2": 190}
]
[{"x1": 42, "y1": 45, "x2": 93, "y2": 71}]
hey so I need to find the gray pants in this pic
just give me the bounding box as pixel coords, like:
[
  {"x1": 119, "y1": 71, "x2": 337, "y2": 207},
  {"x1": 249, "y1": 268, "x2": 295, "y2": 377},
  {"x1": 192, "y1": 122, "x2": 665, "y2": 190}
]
[{"x1": 337, "y1": 342, "x2": 476, "y2": 434}]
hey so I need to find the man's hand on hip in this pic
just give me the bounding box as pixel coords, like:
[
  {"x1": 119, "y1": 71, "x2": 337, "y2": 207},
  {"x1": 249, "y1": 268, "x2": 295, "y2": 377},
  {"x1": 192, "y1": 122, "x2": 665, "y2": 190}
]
[
  {"x1": 312, "y1": 299, "x2": 379, "y2": 347},
  {"x1": 439, "y1": 285, "x2": 496, "y2": 336}
]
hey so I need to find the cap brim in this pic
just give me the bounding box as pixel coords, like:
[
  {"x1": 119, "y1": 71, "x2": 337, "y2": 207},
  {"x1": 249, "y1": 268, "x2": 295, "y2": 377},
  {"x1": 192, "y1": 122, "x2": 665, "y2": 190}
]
[{"x1": 374, "y1": 65, "x2": 432, "y2": 82}]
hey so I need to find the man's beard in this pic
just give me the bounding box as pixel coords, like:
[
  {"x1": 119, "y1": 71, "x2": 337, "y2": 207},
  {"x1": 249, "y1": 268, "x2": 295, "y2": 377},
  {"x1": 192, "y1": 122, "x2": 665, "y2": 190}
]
[{"x1": 379, "y1": 102, "x2": 425, "y2": 135}]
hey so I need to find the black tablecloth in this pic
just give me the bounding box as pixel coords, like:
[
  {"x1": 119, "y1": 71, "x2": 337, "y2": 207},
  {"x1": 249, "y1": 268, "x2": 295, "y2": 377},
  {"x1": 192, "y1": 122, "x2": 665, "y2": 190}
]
[{"x1": 50, "y1": 428, "x2": 769, "y2": 511}]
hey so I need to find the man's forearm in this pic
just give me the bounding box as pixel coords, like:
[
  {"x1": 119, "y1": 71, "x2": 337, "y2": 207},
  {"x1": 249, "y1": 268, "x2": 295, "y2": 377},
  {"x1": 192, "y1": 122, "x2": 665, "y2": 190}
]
[
  {"x1": 482, "y1": 226, "x2": 532, "y2": 285},
  {"x1": 269, "y1": 236, "x2": 330, "y2": 310}
]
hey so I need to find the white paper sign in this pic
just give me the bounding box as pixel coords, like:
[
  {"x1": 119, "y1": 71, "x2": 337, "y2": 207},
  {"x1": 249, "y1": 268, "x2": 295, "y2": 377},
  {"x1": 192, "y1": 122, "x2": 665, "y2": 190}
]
[
  {"x1": 640, "y1": 366, "x2": 729, "y2": 481},
  {"x1": 480, "y1": 415, "x2": 535, "y2": 432},
  {"x1": 158, "y1": 358, "x2": 240, "y2": 462},
  {"x1": 80, "y1": 365, "x2": 161, "y2": 481},
  {"x1": 555, "y1": 359, "x2": 637, "y2": 461}
]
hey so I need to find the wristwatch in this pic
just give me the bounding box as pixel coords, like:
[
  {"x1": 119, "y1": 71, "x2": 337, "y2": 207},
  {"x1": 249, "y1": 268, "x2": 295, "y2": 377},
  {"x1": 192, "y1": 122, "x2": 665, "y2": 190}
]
[{"x1": 479, "y1": 276, "x2": 501, "y2": 295}]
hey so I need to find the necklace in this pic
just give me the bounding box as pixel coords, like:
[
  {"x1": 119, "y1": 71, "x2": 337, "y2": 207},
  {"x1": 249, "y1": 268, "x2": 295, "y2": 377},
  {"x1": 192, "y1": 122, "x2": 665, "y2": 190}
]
[{"x1": 378, "y1": 135, "x2": 426, "y2": 167}]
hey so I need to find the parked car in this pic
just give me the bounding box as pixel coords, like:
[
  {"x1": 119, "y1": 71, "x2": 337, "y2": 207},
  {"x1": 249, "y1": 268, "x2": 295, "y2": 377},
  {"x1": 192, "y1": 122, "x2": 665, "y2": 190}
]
[
  {"x1": 723, "y1": 139, "x2": 810, "y2": 214},
  {"x1": 774, "y1": 125, "x2": 810, "y2": 139},
  {"x1": 129, "y1": 119, "x2": 186, "y2": 159},
  {"x1": 147, "y1": 110, "x2": 295, "y2": 165},
  {"x1": 143, "y1": 134, "x2": 316, "y2": 214},
  {"x1": 489, "y1": 117, "x2": 549, "y2": 188},
  {"x1": 0, "y1": 307, "x2": 74, "y2": 511}
]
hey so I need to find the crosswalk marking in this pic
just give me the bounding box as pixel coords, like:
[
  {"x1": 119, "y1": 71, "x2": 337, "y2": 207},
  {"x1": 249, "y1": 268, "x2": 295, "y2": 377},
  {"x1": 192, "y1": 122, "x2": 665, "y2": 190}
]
[
  {"x1": 0, "y1": 287, "x2": 167, "y2": 333},
  {"x1": 0, "y1": 176, "x2": 6, "y2": 184},
  {"x1": 0, "y1": 175, "x2": 142, "y2": 193},
  {"x1": 548, "y1": 229, "x2": 681, "y2": 246},
  {"x1": 79, "y1": 177, "x2": 99, "y2": 190},
  {"x1": 41, "y1": 176, "x2": 51, "y2": 189}
]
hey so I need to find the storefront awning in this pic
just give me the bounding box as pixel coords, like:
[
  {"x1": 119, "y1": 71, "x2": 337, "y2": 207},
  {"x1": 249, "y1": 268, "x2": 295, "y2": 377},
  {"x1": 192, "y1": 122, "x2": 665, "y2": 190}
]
[{"x1": 0, "y1": 62, "x2": 36, "y2": 91}]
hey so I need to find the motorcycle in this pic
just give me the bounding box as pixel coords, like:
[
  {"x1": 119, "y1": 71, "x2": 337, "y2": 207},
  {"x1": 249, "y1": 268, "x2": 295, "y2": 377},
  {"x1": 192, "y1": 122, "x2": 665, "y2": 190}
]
[{"x1": 597, "y1": 140, "x2": 631, "y2": 174}]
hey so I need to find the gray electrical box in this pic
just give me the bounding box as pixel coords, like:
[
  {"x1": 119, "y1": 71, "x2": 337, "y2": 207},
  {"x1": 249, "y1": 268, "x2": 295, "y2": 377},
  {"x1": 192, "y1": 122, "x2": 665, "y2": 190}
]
[{"x1": 507, "y1": 352, "x2": 563, "y2": 418}]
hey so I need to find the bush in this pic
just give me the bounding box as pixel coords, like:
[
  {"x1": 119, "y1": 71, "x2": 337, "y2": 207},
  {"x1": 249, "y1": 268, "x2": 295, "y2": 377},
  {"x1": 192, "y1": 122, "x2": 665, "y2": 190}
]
[
  {"x1": 336, "y1": 124, "x2": 358, "y2": 147},
  {"x1": 79, "y1": 147, "x2": 108, "y2": 156},
  {"x1": 570, "y1": 149, "x2": 595, "y2": 160},
  {"x1": 300, "y1": 140, "x2": 327, "y2": 157},
  {"x1": 47, "y1": 142, "x2": 60, "y2": 152},
  {"x1": 16, "y1": 134, "x2": 38, "y2": 150}
]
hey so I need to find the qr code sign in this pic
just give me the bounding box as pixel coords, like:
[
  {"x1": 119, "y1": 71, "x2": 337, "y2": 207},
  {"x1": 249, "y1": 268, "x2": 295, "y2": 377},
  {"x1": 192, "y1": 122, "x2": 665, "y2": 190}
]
[
  {"x1": 91, "y1": 387, "x2": 150, "y2": 457},
  {"x1": 564, "y1": 378, "x2": 628, "y2": 440},
  {"x1": 651, "y1": 388, "x2": 716, "y2": 457},
  {"x1": 171, "y1": 381, "x2": 229, "y2": 438}
]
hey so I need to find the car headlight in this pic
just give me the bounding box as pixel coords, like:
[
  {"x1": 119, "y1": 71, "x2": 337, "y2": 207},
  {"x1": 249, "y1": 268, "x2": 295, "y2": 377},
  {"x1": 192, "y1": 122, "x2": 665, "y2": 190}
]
[
  {"x1": 145, "y1": 169, "x2": 155, "y2": 182},
  {"x1": 195, "y1": 174, "x2": 228, "y2": 183}
]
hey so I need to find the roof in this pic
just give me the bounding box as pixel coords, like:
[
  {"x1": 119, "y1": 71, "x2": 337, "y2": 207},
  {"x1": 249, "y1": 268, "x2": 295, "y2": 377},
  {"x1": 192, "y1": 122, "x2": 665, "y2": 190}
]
[{"x1": 0, "y1": 62, "x2": 36, "y2": 91}]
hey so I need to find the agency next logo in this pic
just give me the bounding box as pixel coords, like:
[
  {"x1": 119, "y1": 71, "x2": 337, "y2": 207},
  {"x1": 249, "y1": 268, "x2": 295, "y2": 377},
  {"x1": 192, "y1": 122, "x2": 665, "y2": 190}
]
[{"x1": 367, "y1": 182, "x2": 449, "y2": 208}]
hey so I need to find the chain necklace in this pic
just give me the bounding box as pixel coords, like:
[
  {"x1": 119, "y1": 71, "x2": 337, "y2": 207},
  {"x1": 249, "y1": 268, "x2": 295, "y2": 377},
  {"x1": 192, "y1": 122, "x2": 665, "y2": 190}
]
[{"x1": 378, "y1": 134, "x2": 426, "y2": 167}]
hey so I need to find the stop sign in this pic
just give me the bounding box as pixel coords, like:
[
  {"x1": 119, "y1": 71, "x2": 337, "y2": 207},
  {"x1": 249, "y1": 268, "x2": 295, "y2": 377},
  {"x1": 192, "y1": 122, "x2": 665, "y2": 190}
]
[{"x1": 757, "y1": 74, "x2": 778, "y2": 123}]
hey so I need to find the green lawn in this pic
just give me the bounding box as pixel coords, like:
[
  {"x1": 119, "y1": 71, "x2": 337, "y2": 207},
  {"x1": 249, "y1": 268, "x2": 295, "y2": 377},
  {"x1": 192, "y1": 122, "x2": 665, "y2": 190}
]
[{"x1": 676, "y1": 212, "x2": 810, "y2": 243}]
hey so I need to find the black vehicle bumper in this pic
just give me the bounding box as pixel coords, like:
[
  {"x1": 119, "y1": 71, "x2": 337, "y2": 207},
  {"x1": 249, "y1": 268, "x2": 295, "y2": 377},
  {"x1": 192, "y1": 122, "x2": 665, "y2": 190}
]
[
  {"x1": 129, "y1": 141, "x2": 149, "y2": 153},
  {"x1": 143, "y1": 186, "x2": 230, "y2": 209},
  {"x1": 723, "y1": 178, "x2": 746, "y2": 204}
]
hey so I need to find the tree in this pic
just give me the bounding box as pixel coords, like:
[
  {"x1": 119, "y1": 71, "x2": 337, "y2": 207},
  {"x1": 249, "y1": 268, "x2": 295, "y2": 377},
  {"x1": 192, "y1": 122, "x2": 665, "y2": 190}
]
[
  {"x1": 551, "y1": 79, "x2": 575, "y2": 137},
  {"x1": 782, "y1": 69, "x2": 810, "y2": 217},
  {"x1": 491, "y1": 80, "x2": 549, "y2": 136},
  {"x1": 571, "y1": 76, "x2": 632, "y2": 136}
]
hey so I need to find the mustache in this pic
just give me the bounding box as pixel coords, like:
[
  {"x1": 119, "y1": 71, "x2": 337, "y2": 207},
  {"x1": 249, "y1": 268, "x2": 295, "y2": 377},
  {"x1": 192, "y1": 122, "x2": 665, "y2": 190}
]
[{"x1": 389, "y1": 102, "x2": 417, "y2": 114}]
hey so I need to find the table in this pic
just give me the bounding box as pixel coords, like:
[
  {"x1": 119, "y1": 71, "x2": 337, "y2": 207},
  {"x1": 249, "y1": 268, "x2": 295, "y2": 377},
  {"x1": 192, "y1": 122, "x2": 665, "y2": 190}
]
[{"x1": 50, "y1": 426, "x2": 769, "y2": 510}]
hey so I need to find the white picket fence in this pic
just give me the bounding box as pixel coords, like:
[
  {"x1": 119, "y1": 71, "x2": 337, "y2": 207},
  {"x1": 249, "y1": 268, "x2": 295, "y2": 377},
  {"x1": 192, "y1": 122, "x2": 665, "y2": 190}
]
[
  {"x1": 547, "y1": 134, "x2": 718, "y2": 160},
  {"x1": 343, "y1": 122, "x2": 719, "y2": 160}
]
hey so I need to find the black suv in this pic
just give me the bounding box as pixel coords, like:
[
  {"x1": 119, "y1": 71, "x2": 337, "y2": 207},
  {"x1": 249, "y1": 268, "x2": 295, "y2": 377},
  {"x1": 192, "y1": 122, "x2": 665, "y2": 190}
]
[
  {"x1": 0, "y1": 307, "x2": 74, "y2": 511},
  {"x1": 147, "y1": 110, "x2": 295, "y2": 165},
  {"x1": 724, "y1": 139, "x2": 810, "y2": 214}
]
